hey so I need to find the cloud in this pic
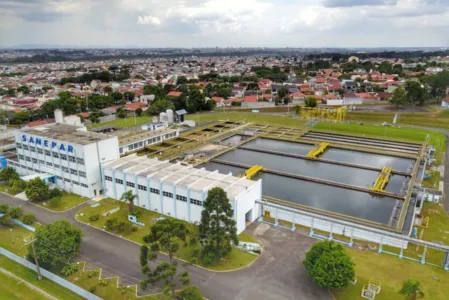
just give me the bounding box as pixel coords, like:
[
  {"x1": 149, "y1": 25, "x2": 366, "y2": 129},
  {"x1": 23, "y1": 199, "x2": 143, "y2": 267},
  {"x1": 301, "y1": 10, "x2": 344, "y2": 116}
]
[
  {"x1": 322, "y1": 0, "x2": 398, "y2": 7},
  {"x1": 137, "y1": 15, "x2": 161, "y2": 25}
]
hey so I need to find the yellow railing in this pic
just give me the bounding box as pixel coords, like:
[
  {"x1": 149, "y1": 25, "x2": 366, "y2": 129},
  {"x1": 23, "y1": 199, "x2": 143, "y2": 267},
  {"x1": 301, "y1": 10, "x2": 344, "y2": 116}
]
[
  {"x1": 371, "y1": 167, "x2": 393, "y2": 192},
  {"x1": 306, "y1": 142, "x2": 330, "y2": 158}
]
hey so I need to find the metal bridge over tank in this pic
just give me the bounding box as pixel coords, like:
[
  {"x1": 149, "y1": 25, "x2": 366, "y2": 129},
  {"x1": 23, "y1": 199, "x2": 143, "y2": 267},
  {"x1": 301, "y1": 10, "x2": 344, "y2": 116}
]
[
  {"x1": 239, "y1": 165, "x2": 264, "y2": 180},
  {"x1": 371, "y1": 167, "x2": 393, "y2": 192},
  {"x1": 299, "y1": 106, "x2": 346, "y2": 122},
  {"x1": 306, "y1": 142, "x2": 330, "y2": 159}
]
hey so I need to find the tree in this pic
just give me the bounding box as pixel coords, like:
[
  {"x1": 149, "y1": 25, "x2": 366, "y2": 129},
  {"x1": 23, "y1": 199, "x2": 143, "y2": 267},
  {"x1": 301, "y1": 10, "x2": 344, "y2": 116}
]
[
  {"x1": 389, "y1": 87, "x2": 407, "y2": 109},
  {"x1": 179, "y1": 286, "x2": 203, "y2": 300},
  {"x1": 17, "y1": 85, "x2": 30, "y2": 95},
  {"x1": 120, "y1": 190, "x2": 137, "y2": 213},
  {"x1": 277, "y1": 86, "x2": 288, "y2": 98},
  {"x1": 305, "y1": 96, "x2": 317, "y2": 107},
  {"x1": 399, "y1": 280, "x2": 424, "y2": 300},
  {"x1": 198, "y1": 187, "x2": 238, "y2": 264},
  {"x1": 141, "y1": 218, "x2": 190, "y2": 298},
  {"x1": 0, "y1": 204, "x2": 9, "y2": 214},
  {"x1": 124, "y1": 91, "x2": 135, "y2": 102},
  {"x1": 177, "y1": 76, "x2": 188, "y2": 84},
  {"x1": 117, "y1": 109, "x2": 127, "y2": 119},
  {"x1": 28, "y1": 220, "x2": 83, "y2": 271},
  {"x1": 304, "y1": 241, "x2": 355, "y2": 289},
  {"x1": 22, "y1": 213, "x2": 36, "y2": 225},
  {"x1": 0, "y1": 167, "x2": 19, "y2": 182},
  {"x1": 25, "y1": 177, "x2": 50, "y2": 202},
  {"x1": 9, "y1": 207, "x2": 23, "y2": 219},
  {"x1": 111, "y1": 92, "x2": 123, "y2": 104},
  {"x1": 103, "y1": 86, "x2": 113, "y2": 95},
  {"x1": 135, "y1": 107, "x2": 143, "y2": 117},
  {"x1": 405, "y1": 81, "x2": 428, "y2": 107}
]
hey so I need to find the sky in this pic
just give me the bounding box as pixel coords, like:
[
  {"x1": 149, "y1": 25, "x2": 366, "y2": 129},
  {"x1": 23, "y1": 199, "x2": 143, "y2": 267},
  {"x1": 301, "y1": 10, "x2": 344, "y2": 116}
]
[{"x1": 1, "y1": 0, "x2": 449, "y2": 48}]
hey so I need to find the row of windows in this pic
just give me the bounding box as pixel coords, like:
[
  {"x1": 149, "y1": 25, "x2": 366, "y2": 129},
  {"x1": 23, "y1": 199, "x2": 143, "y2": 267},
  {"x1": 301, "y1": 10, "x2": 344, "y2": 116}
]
[
  {"x1": 105, "y1": 176, "x2": 113, "y2": 181},
  {"x1": 176, "y1": 195, "x2": 187, "y2": 202},
  {"x1": 116, "y1": 178, "x2": 123, "y2": 184},
  {"x1": 190, "y1": 199, "x2": 202, "y2": 206},
  {"x1": 163, "y1": 191, "x2": 173, "y2": 198},
  {"x1": 18, "y1": 144, "x2": 85, "y2": 165},
  {"x1": 138, "y1": 184, "x2": 147, "y2": 191},
  {"x1": 54, "y1": 176, "x2": 88, "y2": 188},
  {"x1": 150, "y1": 188, "x2": 160, "y2": 195},
  {"x1": 127, "y1": 181, "x2": 135, "y2": 188},
  {"x1": 19, "y1": 155, "x2": 86, "y2": 177}
]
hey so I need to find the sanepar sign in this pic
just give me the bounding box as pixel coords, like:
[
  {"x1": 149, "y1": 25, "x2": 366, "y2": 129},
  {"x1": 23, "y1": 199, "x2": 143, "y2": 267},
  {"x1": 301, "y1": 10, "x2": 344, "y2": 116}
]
[{"x1": 21, "y1": 135, "x2": 74, "y2": 153}]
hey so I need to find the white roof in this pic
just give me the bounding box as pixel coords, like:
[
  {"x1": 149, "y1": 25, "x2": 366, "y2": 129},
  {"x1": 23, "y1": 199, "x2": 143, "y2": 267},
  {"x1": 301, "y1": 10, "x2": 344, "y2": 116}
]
[{"x1": 103, "y1": 154, "x2": 257, "y2": 199}]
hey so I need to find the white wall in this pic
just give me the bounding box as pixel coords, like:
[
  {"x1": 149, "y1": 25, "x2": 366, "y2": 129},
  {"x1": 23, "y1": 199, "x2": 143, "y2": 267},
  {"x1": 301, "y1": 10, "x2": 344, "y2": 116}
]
[{"x1": 233, "y1": 179, "x2": 262, "y2": 234}]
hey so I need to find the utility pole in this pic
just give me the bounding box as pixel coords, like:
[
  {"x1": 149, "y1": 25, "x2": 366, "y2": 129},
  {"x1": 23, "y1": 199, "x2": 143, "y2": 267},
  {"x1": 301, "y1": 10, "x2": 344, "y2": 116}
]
[{"x1": 31, "y1": 239, "x2": 42, "y2": 281}]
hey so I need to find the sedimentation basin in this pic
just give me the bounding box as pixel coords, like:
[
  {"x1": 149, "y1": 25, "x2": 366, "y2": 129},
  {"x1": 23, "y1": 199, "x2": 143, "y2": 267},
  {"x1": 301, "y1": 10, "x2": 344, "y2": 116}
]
[{"x1": 203, "y1": 136, "x2": 417, "y2": 228}]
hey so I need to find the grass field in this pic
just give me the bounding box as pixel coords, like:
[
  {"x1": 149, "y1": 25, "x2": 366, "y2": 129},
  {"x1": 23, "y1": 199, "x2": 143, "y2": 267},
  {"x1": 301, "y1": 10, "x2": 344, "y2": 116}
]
[
  {"x1": 187, "y1": 112, "x2": 306, "y2": 128},
  {"x1": 77, "y1": 198, "x2": 257, "y2": 271},
  {"x1": 88, "y1": 115, "x2": 153, "y2": 129},
  {"x1": 312, "y1": 122, "x2": 447, "y2": 164},
  {"x1": 0, "y1": 256, "x2": 83, "y2": 300},
  {"x1": 0, "y1": 270, "x2": 48, "y2": 300},
  {"x1": 332, "y1": 247, "x2": 449, "y2": 300},
  {"x1": 0, "y1": 225, "x2": 34, "y2": 256},
  {"x1": 34, "y1": 192, "x2": 89, "y2": 212},
  {"x1": 423, "y1": 171, "x2": 441, "y2": 189}
]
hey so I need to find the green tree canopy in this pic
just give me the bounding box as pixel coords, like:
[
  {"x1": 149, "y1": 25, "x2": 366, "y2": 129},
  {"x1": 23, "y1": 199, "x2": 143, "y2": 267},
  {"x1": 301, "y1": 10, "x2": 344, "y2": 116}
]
[
  {"x1": 304, "y1": 241, "x2": 355, "y2": 289},
  {"x1": 25, "y1": 177, "x2": 50, "y2": 202},
  {"x1": 0, "y1": 167, "x2": 20, "y2": 182},
  {"x1": 28, "y1": 220, "x2": 83, "y2": 271},
  {"x1": 305, "y1": 96, "x2": 317, "y2": 107},
  {"x1": 179, "y1": 286, "x2": 203, "y2": 300},
  {"x1": 399, "y1": 279, "x2": 424, "y2": 300},
  {"x1": 199, "y1": 187, "x2": 238, "y2": 265},
  {"x1": 389, "y1": 87, "x2": 407, "y2": 109}
]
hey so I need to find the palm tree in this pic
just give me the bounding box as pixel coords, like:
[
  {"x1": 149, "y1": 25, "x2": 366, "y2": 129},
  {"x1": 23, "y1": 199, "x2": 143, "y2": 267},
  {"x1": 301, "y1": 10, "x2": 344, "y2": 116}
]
[
  {"x1": 120, "y1": 190, "x2": 137, "y2": 214},
  {"x1": 399, "y1": 280, "x2": 424, "y2": 300}
]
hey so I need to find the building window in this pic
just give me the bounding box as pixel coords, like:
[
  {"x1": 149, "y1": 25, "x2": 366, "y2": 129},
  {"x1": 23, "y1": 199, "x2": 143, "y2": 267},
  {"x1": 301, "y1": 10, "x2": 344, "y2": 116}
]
[
  {"x1": 126, "y1": 181, "x2": 135, "y2": 188},
  {"x1": 60, "y1": 154, "x2": 67, "y2": 161},
  {"x1": 76, "y1": 158, "x2": 84, "y2": 165},
  {"x1": 23, "y1": 145, "x2": 29, "y2": 150},
  {"x1": 37, "y1": 148, "x2": 43, "y2": 154},
  {"x1": 47, "y1": 162, "x2": 53, "y2": 167},
  {"x1": 25, "y1": 156, "x2": 31, "y2": 162},
  {"x1": 150, "y1": 188, "x2": 160, "y2": 194},
  {"x1": 57, "y1": 176, "x2": 63, "y2": 180},
  {"x1": 16, "y1": 143, "x2": 22, "y2": 149},
  {"x1": 64, "y1": 178, "x2": 71, "y2": 183},
  {"x1": 176, "y1": 195, "x2": 187, "y2": 202},
  {"x1": 18, "y1": 154, "x2": 24, "y2": 160},
  {"x1": 190, "y1": 198, "x2": 202, "y2": 206},
  {"x1": 81, "y1": 183, "x2": 88, "y2": 188},
  {"x1": 70, "y1": 169, "x2": 78, "y2": 175},
  {"x1": 54, "y1": 164, "x2": 60, "y2": 169},
  {"x1": 105, "y1": 176, "x2": 112, "y2": 181},
  {"x1": 138, "y1": 184, "x2": 147, "y2": 191},
  {"x1": 27, "y1": 167, "x2": 33, "y2": 170},
  {"x1": 45, "y1": 150, "x2": 51, "y2": 156},
  {"x1": 163, "y1": 191, "x2": 173, "y2": 198},
  {"x1": 30, "y1": 146, "x2": 36, "y2": 152},
  {"x1": 62, "y1": 166, "x2": 69, "y2": 172},
  {"x1": 119, "y1": 148, "x2": 123, "y2": 154},
  {"x1": 39, "y1": 160, "x2": 45, "y2": 164},
  {"x1": 116, "y1": 178, "x2": 123, "y2": 184},
  {"x1": 72, "y1": 181, "x2": 79, "y2": 185},
  {"x1": 79, "y1": 171, "x2": 86, "y2": 178},
  {"x1": 32, "y1": 158, "x2": 38, "y2": 163},
  {"x1": 68, "y1": 156, "x2": 76, "y2": 163},
  {"x1": 52, "y1": 152, "x2": 59, "y2": 158},
  {"x1": 138, "y1": 142, "x2": 143, "y2": 147},
  {"x1": 34, "y1": 169, "x2": 40, "y2": 173}
]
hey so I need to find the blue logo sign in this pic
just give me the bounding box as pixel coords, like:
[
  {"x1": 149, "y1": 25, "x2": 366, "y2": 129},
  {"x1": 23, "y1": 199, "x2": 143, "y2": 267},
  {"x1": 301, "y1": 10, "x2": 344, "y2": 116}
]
[{"x1": 21, "y1": 135, "x2": 74, "y2": 153}]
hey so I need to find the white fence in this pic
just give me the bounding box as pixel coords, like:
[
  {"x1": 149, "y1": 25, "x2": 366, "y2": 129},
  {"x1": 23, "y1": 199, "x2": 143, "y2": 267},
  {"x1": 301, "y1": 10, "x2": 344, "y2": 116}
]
[{"x1": 0, "y1": 247, "x2": 102, "y2": 300}]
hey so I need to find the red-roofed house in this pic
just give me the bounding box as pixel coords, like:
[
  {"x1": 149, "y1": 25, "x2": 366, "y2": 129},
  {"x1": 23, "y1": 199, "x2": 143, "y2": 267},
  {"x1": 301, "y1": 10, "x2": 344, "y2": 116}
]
[
  {"x1": 243, "y1": 95, "x2": 258, "y2": 102},
  {"x1": 167, "y1": 91, "x2": 183, "y2": 97},
  {"x1": 23, "y1": 119, "x2": 55, "y2": 128},
  {"x1": 78, "y1": 112, "x2": 91, "y2": 119},
  {"x1": 125, "y1": 102, "x2": 148, "y2": 111},
  {"x1": 211, "y1": 96, "x2": 225, "y2": 106}
]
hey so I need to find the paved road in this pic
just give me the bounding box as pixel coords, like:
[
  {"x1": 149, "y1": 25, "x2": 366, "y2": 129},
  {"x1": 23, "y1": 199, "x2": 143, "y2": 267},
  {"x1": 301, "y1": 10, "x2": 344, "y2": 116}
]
[{"x1": 0, "y1": 194, "x2": 329, "y2": 300}]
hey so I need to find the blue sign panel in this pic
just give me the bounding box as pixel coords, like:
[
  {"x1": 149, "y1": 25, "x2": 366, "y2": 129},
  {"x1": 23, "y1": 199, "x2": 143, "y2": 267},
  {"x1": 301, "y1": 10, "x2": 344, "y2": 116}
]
[{"x1": 21, "y1": 135, "x2": 74, "y2": 153}]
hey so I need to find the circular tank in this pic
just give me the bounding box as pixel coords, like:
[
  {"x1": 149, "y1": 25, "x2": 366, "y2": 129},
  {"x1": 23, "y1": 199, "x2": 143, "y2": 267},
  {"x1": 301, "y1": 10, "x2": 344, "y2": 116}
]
[{"x1": 166, "y1": 109, "x2": 174, "y2": 124}]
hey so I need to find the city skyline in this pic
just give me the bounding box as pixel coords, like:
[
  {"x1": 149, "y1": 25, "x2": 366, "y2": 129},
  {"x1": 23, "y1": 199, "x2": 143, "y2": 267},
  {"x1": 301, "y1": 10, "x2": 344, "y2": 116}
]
[{"x1": 1, "y1": 0, "x2": 449, "y2": 48}]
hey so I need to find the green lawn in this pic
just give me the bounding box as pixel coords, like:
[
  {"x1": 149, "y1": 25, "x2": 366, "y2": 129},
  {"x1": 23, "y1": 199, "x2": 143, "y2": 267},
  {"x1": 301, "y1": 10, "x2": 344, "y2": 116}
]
[
  {"x1": 35, "y1": 192, "x2": 89, "y2": 212},
  {"x1": 0, "y1": 225, "x2": 34, "y2": 256},
  {"x1": 88, "y1": 116, "x2": 153, "y2": 129},
  {"x1": 238, "y1": 232, "x2": 259, "y2": 244},
  {"x1": 423, "y1": 171, "x2": 441, "y2": 189},
  {"x1": 312, "y1": 122, "x2": 447, "y2": 164},
  {"x1": 332, "y1": 248, "x2": 449, "y2": 300},
  {"x1": 0, "y1": 256, "x2": 83, "y2": 300},
  {"x1": 187, "y1": 112, "x2": 306, "y2": 128},
  {"x1": 0, "y1": 270, "x2": 47, "y2": 300},
  {"x1": 76, "y1": 198, "x2": 257, "y2": 271}
]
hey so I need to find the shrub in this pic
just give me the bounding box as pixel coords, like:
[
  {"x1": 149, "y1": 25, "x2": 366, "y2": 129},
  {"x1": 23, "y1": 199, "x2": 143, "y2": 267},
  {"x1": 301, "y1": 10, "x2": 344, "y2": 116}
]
[
  {"x1": 179, "y1": 286, "x2": 203, "y2": 300},
  {"x1": 9, "y1": 207, "x2": 23, "y2": 219},
  {"x1": 25, "y1": 178, "x2": 50, "y2": 202},
  {"x1": 201, "y1": 249, "x2": 218, "y2": 266},
  {"x1": 0, "y1": 203, "x2": 9, "y2": 214},
  {"x1": 89, "y1": 286, "x2": 96, "y2": 294},
  {"x1": 104, "y1": 217, "x2": 126, "y2": 232},
  {"x1": 61, "y1": 263, "x2": 78, "y2": 277},
  {"x1": 131, "y1": 226, "x2": 138, "y2": 232},
  {"x1": 9, "y1": 180, "x2": 26, "y2": 194},
  {"x1": 49, "y1": 188, "x2": 62, "y2": 199},
  {"x1": 98, "y1": 279, "x2": 109, "y2": 286},
  {"x1": 49, "y1": 197, "x2": 62, "y2": 208},
  {"x1": 0, "y1": 215, "x2": 12, "y2": 226},
  {"x1": 132, "y1": 208, "x2": 142, "y2": 218},
  {"x1": 22, "y1": 214, "x2": 36, "y2": 225},
  {"x1": 89, "y1": 214, "x2": 100, "y2": 222},
  {"x1": 87, "y1": 269, "x2": 99, "y2": 278}
]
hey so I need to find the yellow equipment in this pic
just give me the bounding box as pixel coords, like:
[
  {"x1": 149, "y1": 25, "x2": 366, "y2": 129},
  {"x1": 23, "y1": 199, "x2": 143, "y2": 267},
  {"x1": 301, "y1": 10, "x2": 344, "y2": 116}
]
[
  {"x1": 244, "y1": 165, "x2": 264, "y2": 180},
  {"x1": 306, "y1": 142, "x2": 330, "y2": 159},
  {"x1": 299, "y1": 106, "x2": 346, "y2": 122},
  {"x1": 371, "y1": 167, "x2": 393, "y2": 192}
]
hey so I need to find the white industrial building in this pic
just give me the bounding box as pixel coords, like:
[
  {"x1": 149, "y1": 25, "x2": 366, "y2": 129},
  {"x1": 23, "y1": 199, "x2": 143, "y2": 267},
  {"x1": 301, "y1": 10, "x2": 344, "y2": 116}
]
[
  {"x1": 9, "y1": 123, "x2": 120, "y2": 198},
  {"x1": 102, "y1": 154, "x2": 262, "y2": 234},
  {"x1": 118, "y1": 128, "x2": 179, "y2": 155}
]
